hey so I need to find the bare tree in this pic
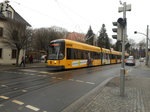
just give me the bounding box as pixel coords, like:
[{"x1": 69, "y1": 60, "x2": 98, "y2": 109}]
[
  {"x1": 32, "y1": 26, "x2": 67, "y2": 52},
  {"x1": 137, "y1": 39, "x2": 146, "y2": 57},
  {"x1": 2, "y1": 19, "x2": 31, "y2": 66}
]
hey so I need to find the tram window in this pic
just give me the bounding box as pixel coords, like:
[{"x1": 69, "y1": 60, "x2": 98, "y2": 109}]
[
  {"x1": 81, "y1": 50, "x2": 85, "y2": 59},
  {"x1": 67, "y1": 48, "x2": 102, "y2": 60},
  {"x1": 48, "y1": 42, "x2": 65, "y2": 60},
  {"x1": 102, "y1": 53, "x2": 105, "y2": 59},
  {"x1": 110, "y1": 54, "x2": 112, "y2": 59},
  {"x1": 93, "y1": 52, "x2": 101, "y2": 59},
  {"x1": 111, "y1": 54, "x2": 114, "y2": 59},
  {"x1": 83, "y1": 51, "x2": 87, "y2": 59},
  {"x1": 67, "y1": 48, "x2": 72, "y2": 59}
]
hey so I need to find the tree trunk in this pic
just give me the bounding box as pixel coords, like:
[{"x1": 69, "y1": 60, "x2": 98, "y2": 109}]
[{"x1": 16, "y1": 49, "x2": 20, "y2": 66}]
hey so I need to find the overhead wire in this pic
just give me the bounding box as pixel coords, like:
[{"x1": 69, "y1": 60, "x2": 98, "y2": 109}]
[
  {"x1": 54, "y1": 0, "x2": 84, "y2": 33},
  {"x1": 9, "y1": 0, "x2": 70, "y2": 26}
]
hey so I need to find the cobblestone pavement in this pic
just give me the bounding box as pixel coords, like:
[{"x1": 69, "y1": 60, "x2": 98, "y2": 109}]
[{"x1": 76, "y1": 66, "x2": 150, "y2": 112}]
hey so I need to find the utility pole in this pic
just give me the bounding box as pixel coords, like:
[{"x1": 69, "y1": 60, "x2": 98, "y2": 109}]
[
  {"x1": 118, "y1": 2, "x2": 131, "y2": 97},
  {"x1": 134, "y1": 25, "x2": 149, "y2": 66},
  {"x1": 146, "y1": 25, "x2": 149, "y2": 66}
]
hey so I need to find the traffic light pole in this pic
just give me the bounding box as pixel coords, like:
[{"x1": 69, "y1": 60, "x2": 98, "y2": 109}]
[{"x1": 120, "y1": 2, "x2": 126, "y2": 97}]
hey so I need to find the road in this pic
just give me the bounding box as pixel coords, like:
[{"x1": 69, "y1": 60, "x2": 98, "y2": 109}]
[{"x1": 0, "y1": 63, "x2": 139, "y2": 112}]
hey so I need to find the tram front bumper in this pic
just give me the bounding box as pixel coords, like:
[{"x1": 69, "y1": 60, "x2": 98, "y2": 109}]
[{"x1": 46, "y1": 65, "x2": 65, "y2": 70}]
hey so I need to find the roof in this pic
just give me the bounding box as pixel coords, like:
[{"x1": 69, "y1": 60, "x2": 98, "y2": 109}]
[
  {"x1": 53, "y1": 39, "x2": 101, "y2": 52},
  {"x1": 64, "y1": 32, "x2": 85, "y2": 42},
  {"x1": 0, "y1": 2, "x2": 31, "y2": 26},
  {"x1": 13, "y1": 11, "x2": 31, "y2": 27}
]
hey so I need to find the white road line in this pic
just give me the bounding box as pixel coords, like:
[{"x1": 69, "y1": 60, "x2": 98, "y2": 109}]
[
  {"x1": 20, "y1": 69, "x2": 54, "y2": 74},
  {"x1": 68, "y1": 79, "x2": 74, "y2": 81},
  {"x1": 0, "y1": 96, "x2": 9, "y2": 99},
  {"x1": 14, "y1": 88, "x2": 18, "y2": 90},
  {"x1": 26, "y1": 105, "x2": 40, "y2": 111},
  {"x1": 24, "y1": 73, "x2": 29, "y2": 75},
  {"x1": 20, "y1": 69, "x2": 38, "y2": 72},
  {"x1": 12, "y1": 100, "x2": 24, "y2": 105},
  {"x1": 76, "y1": 80, "x2": 84, "y2": 83},
  {"x1": 29, "y1": 73, "x2": 35, "y2": 75},
  {"x1": 86, "y1": 82, "x2": 95, "y2": 85},
  {"x1": 47, "y1": 73, "x2": 54, "y2": 75},
  {"x1": 39, "y1": 71, "x2": 49, "y2": 74},
  {"x1": 0, "y1": 104, "x2": 4, "y2": 107},
  {"x1": 1, "y1": 85, "x2": 8, "y2": 87},
  {"x1": 22, "y1": 89, "x2": 27, "y2": 92},
  {"x1": 51, "y1": 77, "x2": 56, "y2": 79}
]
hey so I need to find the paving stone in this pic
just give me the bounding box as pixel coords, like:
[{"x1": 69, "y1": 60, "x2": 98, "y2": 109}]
[{"x1": 78, "y1": 76, "x2": 150, "y2": 112}]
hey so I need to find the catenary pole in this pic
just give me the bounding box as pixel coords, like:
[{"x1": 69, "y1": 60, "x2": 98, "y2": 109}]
[
  {"x1": 120, "y1": 2, "x2": 126, "y2": 97},
  {"x1": 146, "y1": 25, "x2": 149, "y2": 66}
]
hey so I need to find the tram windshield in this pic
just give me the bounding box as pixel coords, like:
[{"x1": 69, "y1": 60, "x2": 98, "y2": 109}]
[{"x1": 48, "y1": 42, "x2": 65, "y2": 60}]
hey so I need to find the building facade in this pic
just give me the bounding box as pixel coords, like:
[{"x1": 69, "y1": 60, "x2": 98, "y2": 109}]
[{"x1": 0, "y1": 1, "x2": 31, "y2": 65}]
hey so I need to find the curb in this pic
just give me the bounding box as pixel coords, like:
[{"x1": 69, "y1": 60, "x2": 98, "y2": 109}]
[
  {"x1": 0, "y1": 64, "x2": 46, "y2": 71},
  {"x1": 62, "y1": 76, "x2": 115, "y2": 112}
]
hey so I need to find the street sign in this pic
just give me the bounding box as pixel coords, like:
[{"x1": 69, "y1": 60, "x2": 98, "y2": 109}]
[{"x1": 118, "y1": 4, "x2": 131, "y2": 12}]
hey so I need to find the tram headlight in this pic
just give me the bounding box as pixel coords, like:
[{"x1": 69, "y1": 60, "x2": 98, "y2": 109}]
[{"x1": 54, "y1": 61, "x2": 57, "y2": 64}]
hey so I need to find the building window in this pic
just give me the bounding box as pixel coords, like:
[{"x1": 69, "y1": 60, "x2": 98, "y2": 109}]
[
  {"x1": 0, "y1": 48, "x2": 2, "y2": 58},
  {"x1": 7, "y1": 10, "x2": 12, "y2": 18},
  {"x1": 12, "y1": 49, "x2": 17, "y2": 59},
  {"x1": 0, "y1": 27, "x2": 3, "y2": 37}
]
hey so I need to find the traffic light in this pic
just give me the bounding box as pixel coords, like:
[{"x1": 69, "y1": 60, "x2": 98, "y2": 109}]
[
  {"x1": 117, "y1": 18, "x2": 126, "y2": 27},
  {"x1": 112, "y1": 18, "x2": 126, "y2": 41}
]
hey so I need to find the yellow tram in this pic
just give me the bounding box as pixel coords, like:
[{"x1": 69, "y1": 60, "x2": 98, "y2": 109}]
[{"x1": 47, "y1": 39, "x2": 128, "y2": 69}]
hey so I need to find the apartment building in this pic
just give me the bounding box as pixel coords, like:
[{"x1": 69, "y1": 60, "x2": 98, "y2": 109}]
[{"x1": 0, "y1": 1, "x2": 31, "y2": 64}]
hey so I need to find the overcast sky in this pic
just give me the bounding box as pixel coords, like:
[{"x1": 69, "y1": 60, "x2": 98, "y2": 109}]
[{"x1": 1, "y1": 0, "x2": 150, "y2": 44}]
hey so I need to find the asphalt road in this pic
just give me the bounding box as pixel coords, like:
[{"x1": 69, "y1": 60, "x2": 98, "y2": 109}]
[{"x1": 0, "y1": 63, "x2": 139, "y2": 112}]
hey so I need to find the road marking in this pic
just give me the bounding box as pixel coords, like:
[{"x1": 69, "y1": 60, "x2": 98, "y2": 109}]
[
  {"x1": 39, "y1": 71, "x2": 49, "y2": 74},
  {"x1": 68, "y1": 79, "x2": 74, "y2": 81},
  {"x1": 14, "y1": 88, "x2": 18, "y2": 90},
  {"x1": 24, "y1": 73, "x2": 29, "y2": 75},
  {"x1": 42, "y1": 75, "x2": 47, "y2": 77},
  {"x1": 38, "y1": 75, "x2": 43, "y2": 77},
  {"x1": 0, "y1": 96, "x2": 9, "y2": 99},
  {"x1": 68, "y1": 79, "x2": 95, "y2": 85},
  {"x1": 1, "y1": 85, "x2": 8, "y2": 87},
  {"x1": 20, "y1": 69, "x2": 38, "y2": 72},
  {"x1": 0, "y1": 104, "x2": 4, "y2": 107},
  {"x1": 47, "y1": 72, "x2": 54, "y2": 75},
  {"x1": 29, "y1": 73, "x2": 35, "y2": 75},
  {"x1": 57, "y1": 78, "x2": 63, "y2": 80},
  {"x1": 12, "y1": 100, "x2": 24, "y2": 105},
  {"x1": 86, "y1": 82, "x2": 95, "y2": 85},
  {"x1": 51, "y1": 77, "x2": 56, "y2": 79},
  {"x1": 20, "y1": 69, "x2": 54, "y2": 74},
  {"x1": 26, "y1": 105, "x2": 40, "y2": 111},
  {"x1": 76, "y1": 80, "x2": 84, "y2": 83},
  {"x1": 22, "y1": 89, "x2": 27, "y2": 92}
]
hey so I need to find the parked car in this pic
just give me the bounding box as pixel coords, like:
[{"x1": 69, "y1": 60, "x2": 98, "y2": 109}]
[
  {"x1": 41, "y1": 55, "x2": 47, "y2": 60},
  {"x1": 139, "y1": 57, "x2": 144, "y2": 62},
  {"x1": 125, "y1": 56, "x2": 136, "y2": 66}
]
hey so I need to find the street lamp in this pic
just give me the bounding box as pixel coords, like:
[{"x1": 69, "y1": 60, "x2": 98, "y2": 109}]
[{"x1": 134, "y1": 25, "x2": 149, "y2": 66}]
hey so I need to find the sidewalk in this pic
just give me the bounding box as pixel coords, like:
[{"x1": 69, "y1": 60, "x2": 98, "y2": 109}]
[
  {"x1": 63, "y1": 65, "x2": 150, "y2": 112},
  {"x1": 0, "y1": 62, "x2": 46, "y2": 71}
]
